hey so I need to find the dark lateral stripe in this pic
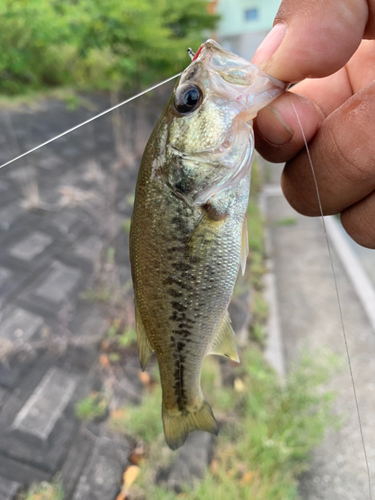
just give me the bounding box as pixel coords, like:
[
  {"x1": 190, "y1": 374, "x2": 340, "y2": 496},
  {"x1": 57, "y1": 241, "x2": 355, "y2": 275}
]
[
  {"x1": 171, "y1": 301, "x2": 187, "y2": 312},
  {"x1": 173, "y1": 360, "x2": 187, "y2": 409},
  {"x1": 172, "y1": 328, "x2": 192, "y2": 337},
  {"x1": 168, "y1": 288, "x2": 183, "y2": 298}
]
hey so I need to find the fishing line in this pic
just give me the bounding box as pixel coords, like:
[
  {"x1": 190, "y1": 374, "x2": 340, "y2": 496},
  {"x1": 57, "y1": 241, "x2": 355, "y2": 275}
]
[
  {"x1": 0, "y1": 73, "x2": 182, "y2": 171},
  {"x1": 1, "y1": 55, "x2": 371, "y2": 490},
  {"x1": 292, "y1": 102, "x2": 373, "y2": 500}
]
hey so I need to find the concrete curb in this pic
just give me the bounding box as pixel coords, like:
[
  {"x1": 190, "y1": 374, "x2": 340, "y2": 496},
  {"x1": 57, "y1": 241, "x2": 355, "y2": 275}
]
[
  {"x1": 325, "y1": 216, "x2": 375, "y2": 334},
  {"x1": 260, "y1": 185, "x2": 286, "y2": 378},
  {"x1": 259, "y1": 184, "x2": 375, "y2": 379}
]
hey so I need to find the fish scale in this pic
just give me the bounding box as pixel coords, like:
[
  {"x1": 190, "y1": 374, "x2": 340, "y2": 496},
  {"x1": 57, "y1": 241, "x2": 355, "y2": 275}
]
[{"x1": 130, "y1": 39, "x2": 287, "y2": 449}]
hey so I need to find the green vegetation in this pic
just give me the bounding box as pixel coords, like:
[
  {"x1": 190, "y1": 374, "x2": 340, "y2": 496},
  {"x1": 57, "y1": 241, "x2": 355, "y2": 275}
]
[
  {"x1": 75, "y1": 392, "x2": 108, "y2": 422},
  {"x1": 80, "y1": 287, "x2": 111, "y2": 303},
  {"x1": 247, "y1": 159, "x2": 267, "y2": 291},
  {"x1": 276, "y1": 217, "x2": 297, "y2": 227},
  {"x1": 107, "y1": 322, "x2": 137, "y2": 347},
  {"x1": 122, "y1": 217, "x2": 132, "y2": 234},
  {"x1": 0, "y1": 0, "x2": 217, "y2": 96},
  {"x1": 252, "y1": 291, "x2": 269, "y2": 325},
  {"x1": 106, "y1": 246, "x2": 116, "y2": 265},
  {"x1": 117, "y1": 327, "x2": 137, "y2": 347},
  {"x1": 18, "y1": 482, "x2": 64, "y2": 500},
  {"x1": 251, "y1": 322, "x2": 266, "y2": 345},
  {"x1": 109, "y1": 383, "x2": 164, "y2": 443},
  {"x1": 115, "y1": 348, "x2": 337, "y2": 500},
  {"x1": 106, "y1": 320, "x2": 137, "y2": 347},
  {"x1": 233, "y1": 158, "x2": 266, "y2": 298}
]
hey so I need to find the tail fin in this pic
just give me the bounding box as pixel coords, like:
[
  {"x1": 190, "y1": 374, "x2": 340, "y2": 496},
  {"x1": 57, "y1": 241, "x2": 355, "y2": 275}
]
[{"x1": 162, "y1": 400, "x2": 218, "y2": 450}]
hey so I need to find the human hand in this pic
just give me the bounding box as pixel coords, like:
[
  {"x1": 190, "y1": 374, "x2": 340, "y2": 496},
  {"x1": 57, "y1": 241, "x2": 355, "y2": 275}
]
[{"x1": 252, "y1": 0, "x2": 375, "y2": 248}]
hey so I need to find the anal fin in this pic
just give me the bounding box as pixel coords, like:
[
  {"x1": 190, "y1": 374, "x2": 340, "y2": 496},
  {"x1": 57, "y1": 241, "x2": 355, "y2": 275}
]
[
  {"x1": 240, "y1": 216, "x2": 249, "y2": 276},
  {"x1": 135, "y1": 303, "x2": 153, "y2": 371},
  {"x1": 209, "y1": 313, "x2": 239, "y2": 362}
]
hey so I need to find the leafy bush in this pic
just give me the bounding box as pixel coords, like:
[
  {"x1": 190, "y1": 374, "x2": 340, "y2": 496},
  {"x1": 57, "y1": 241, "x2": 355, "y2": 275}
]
[{"x1": 0, "y1": 0, "x2": 218, "y2": 95}]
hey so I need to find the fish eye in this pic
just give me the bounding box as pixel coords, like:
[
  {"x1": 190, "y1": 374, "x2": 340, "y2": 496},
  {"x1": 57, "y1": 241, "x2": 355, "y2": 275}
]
[{"x1": 174, "y1": 84, "x2": 203, "y2": 114}]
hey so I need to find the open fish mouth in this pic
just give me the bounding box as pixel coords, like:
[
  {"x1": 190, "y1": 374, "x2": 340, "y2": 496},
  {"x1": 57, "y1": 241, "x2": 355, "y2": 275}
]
[{"x1": 180, "y1": 39, "x2": 288, "y2": 122}]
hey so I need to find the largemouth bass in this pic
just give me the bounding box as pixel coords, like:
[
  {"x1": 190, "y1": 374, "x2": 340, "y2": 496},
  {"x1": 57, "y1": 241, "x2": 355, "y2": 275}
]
[{"x1": 130, "y1": 40, "x2": 286, "y2": 450}]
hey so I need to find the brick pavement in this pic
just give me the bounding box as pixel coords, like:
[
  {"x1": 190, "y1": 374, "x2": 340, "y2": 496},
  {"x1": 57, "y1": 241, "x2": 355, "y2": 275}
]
[
  {"x1": 0, "y1": 90, "x2": 255, "y2": 499},
  {"x1": 0, "y1": 92, "x2": 165, "y2": 499}
]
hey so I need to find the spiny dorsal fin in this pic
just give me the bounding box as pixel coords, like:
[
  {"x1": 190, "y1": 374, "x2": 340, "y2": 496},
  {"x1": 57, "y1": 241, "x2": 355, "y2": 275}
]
[
  {"x1": 240, "y1": 216, "x2": 249, "y2": 276},
  {"x1": 135, "y1": 303, "x2": 153, "y2": 371},
  {"x1": 209, "y1": 313, "x2": 239, "y2": 362}
]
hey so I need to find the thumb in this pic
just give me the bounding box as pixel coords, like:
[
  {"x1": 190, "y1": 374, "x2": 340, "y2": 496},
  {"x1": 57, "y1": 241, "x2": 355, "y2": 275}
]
[{"x1": 252, "y1": 0, "x2": 369, "y2": 83}]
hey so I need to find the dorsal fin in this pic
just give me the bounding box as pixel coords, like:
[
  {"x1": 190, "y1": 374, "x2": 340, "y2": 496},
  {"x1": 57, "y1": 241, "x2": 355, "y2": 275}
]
[{"x1": 209, "y1": 313, "x2": 239, "y2": 362}]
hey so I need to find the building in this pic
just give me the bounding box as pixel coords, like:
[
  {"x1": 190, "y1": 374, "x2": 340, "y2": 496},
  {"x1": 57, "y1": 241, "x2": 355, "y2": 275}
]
[{"x1": 216, "y1": 0, "x2": 280, "y2": 60}]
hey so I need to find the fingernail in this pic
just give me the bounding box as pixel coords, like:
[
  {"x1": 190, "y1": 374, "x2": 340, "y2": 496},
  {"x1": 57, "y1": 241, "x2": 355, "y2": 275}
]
[
  {"x1": 252, "y1": 23, "x2": 287, "y2": 69},
  {"x1": 256, "y1": 105, "x2": 294, "y2": 146}
]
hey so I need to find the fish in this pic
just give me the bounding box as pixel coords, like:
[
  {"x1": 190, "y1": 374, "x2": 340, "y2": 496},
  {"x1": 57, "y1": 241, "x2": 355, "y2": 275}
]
[{"x1": 129, "y1": 39, "x2": 287, "y2": 450}]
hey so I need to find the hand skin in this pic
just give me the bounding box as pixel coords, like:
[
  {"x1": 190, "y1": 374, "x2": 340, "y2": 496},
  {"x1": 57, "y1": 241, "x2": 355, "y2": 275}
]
[{"x1": 251, "y1": 0, "x2": 375, "y2": 248}]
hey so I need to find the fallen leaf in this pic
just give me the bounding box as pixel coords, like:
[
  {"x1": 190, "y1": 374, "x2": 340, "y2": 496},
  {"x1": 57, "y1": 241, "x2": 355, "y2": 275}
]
[
  {"x1": 234, "y1": 377, "x2": 246, "y2": 392},
  {"x1": 138, "y1": 370, "x2": 150, "y2": 386},
  {"x1": 210, "y1": 459, "x2": 219, "y2": 474},
  {"x1": 242, "y1": 470, "x2": 254, "y2": 484},
  {"x1": 99, "y1": 354, "x2": 110, "y2": 368},
  {"x1": 130, "y1": 443, "x2": 145, "y2": 465},
  {"x1": 101, "y1": 339, "x2": 110, "y2": 350},
  {"x1": 110, "y1": 408, "x2": 127, "y2": 420},
  {"x1": 123, "y1": 465, "x2": 140, "y2": 489}
]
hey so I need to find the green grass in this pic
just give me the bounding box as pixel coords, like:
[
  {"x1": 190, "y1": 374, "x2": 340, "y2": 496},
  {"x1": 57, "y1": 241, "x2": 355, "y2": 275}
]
[
  {"x1": 117, "y1": 327, "x2": 137, "y2": 347},
  {"x1": 80, "y1": 288, "x2": 111, "y2": 303},
  {"x1": 246, "y1": 164, "x2": 267, "y2": 292},
  {"x1": 251, "y1": 322, "x2": 267, "y2": 345},
  {"x1": 18, "y1": 482, "x2": 64, "y2": 500},
  {"x1": 106, "y1": 247, "x2": 116, "y2": 265},
  {"x1": 124, "y1": 348, "x2": 337, "y2": 500},
  {"x1": 252, "y1": 291, "x2": 269, "y2": 325},
  {"x1": 108, "y1": 383, "x2": 164, "y2": 443},
  {"x1": 75, "y1": 392, "x2": 108, "y2": 422},
  {"x1": 105, "y1": 323, "x2": 137, "y2": 352},
  {"x1": 122, "y1": 217, "x2": 132, "y2": 234},
  {"x1": 275, "y1": 217, "x2": 297, "y2": 227},
  {"x1": 247, "y1": 198, "x2": 264, "y2": 255}
]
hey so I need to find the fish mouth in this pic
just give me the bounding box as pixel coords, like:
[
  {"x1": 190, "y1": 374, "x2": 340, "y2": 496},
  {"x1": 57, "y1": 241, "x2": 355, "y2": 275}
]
[{"x1": 181, "y1": 39, "x2": 288, "y2": 121}]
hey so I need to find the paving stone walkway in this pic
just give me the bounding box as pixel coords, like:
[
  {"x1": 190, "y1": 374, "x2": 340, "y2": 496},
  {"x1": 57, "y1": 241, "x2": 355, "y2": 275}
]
[{"x1": 0, "y1": 91, "x2": 169, "y2": 499}]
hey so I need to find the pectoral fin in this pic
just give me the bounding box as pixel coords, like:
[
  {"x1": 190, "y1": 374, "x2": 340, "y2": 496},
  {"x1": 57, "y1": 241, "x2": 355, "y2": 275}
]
[
  {"x1": 209, "y1": 313, "x2": 239, "y2": 362},
  {"x1": 240, "y1": 216, "x2": 249, "y2": 276},
  {"x1": 135, "y1": 303, "x2": 153, "y2": 371}
]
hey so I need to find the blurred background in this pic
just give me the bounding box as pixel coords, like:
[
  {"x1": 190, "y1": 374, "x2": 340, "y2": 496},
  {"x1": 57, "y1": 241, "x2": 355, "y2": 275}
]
[{"x1": 0, "y1": 1, "x2": 374, "y2": 500}]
